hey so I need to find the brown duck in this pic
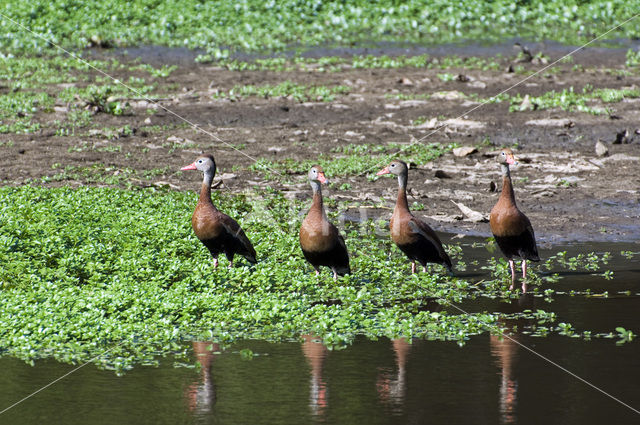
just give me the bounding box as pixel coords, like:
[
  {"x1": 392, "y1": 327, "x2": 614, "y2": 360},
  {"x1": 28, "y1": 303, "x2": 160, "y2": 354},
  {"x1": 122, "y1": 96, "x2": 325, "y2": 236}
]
[
  {"x1": 299, "y1": 165, "x2": 350, "y2": 280},
  {"x1": 377, "y1": 160, "x2": 452, "y2": 273},
  {"x1": 489, "y1": 148, "x2": 539, "y2": 291},
  {"x1": 181, "y1": 154, "x2": 257, "y2": 268}
]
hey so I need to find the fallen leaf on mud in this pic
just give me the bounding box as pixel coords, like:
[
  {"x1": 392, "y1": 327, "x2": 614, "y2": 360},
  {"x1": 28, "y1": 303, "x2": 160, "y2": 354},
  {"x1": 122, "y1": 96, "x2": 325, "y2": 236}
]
[
  {"x1": 425, "y1": 214, "x2": 463, "y2": 223},
  {"x1": 218, "y1": 173, "x2": 237, "y2": 180},
  {"x1": 600, "y1": 153, "x2": 640, "y2": 162},
  {"x1": 467, "y1": 80, "x2": 486, "y2": 89},
  {"x1": 330, "y1": 103, "x2": 350, "y2": 110},
  {"x1": 415, "y1": 117, "x2": 438, "y2": 129},
  {"x1": 268, "y1": 146, "x2": 285, "y2": 153},
  {"x1": 525, "y1": 118, "x2": 574, "y2": 127},
  {"x1": 595, "y1": 140, "x2": 609, "y2": 157},
  {"x1": 457, "y1": 74, "x2": 471, "y2": 82},
  {"x1": 372, "y1": 116, "x2": 405, "y2": 130},
  {"x1": 531, "y1": 188, "x2": 557, "y2": 198},
  {"x1": 398, "y1": 77, "x2": 414, "y2": 86},
  {"x1": 431, "y1": 91, "x2": 466, "y2": 100},
  {"x1": 344, "y1": 131, "x2": 364, "y2": 139},
  {"x1": 453, "y1": 146, "x2": 478, "y2": 157},
  {"x1": 153, "y1": 181, "x2": 180, "y2": 190},
  {"x1": 442, "y1": 118, "x2": 485, "y2": 130},
  {"x1": 398, "y1": 100, "x2": 429, "y2": 107},
  {"x1": 451, "y1": 201, "x2": 488, "y2": 222},
  {"x1": 519, "y1": 94, "x2": 533, "y2": 111}
]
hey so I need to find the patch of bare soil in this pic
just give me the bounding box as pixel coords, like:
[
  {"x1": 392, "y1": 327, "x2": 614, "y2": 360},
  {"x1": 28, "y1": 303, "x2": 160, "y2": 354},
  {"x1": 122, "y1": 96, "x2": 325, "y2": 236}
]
[{"x1": 1, "y1": 46, "x2": 639, "y2": 244}]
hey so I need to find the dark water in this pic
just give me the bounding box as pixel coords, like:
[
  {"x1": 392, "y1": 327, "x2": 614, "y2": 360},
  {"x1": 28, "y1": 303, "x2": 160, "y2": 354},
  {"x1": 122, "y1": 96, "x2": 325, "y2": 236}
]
[
  {"x1": 1, "y1": 241, "x2": 639, "y2": 424},
  {"x1": 87, "y1": 38, "x2": 640, "y2": 66}
]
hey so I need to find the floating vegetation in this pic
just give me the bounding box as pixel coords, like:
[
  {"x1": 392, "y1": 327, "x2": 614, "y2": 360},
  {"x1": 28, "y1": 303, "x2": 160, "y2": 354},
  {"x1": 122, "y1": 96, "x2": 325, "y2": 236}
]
[
  {"x1": 1, "y1": 0, "x2": 638, "y2": 55},
  {"x1": 0, "y1": 186, "x2": 635, "y2": 372},
  {"x1": 200, "y1": 54, "x2": 502, "y2": 72}
]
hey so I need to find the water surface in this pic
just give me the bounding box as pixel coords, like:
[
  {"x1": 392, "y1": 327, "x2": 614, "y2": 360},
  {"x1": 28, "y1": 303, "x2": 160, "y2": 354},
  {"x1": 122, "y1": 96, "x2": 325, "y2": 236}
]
[{"x1": 1, "y1": 241, "x2": 639, "y2": 424}]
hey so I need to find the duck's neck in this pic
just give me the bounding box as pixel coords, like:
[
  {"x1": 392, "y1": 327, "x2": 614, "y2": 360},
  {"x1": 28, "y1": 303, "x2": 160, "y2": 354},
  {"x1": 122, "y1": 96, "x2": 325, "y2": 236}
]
[
  {"x1": 199, "y1": 168, "x2": 217, "y2": 209},
  {"x1": 310, "y1": 180, "x2": 326, "y2": 218},
  {"x1": 500, "y1": 164, "x2": 516, "y2": 206},
  {"x1": 395, "y1": 172, "x2": 410, "y2": 213}
]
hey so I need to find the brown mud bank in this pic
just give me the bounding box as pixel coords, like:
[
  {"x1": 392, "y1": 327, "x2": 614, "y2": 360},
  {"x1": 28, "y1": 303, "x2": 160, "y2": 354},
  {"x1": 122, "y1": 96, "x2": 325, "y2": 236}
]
[{"x1": 1, "y1": 43, "x2": 639, "y2": 245}]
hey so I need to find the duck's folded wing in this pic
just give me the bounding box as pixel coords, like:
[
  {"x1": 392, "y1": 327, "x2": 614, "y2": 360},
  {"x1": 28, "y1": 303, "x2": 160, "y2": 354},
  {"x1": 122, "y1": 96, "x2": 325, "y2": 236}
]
[{"x1": 219, "y1": 215, "x2": 257, "y2": 262}]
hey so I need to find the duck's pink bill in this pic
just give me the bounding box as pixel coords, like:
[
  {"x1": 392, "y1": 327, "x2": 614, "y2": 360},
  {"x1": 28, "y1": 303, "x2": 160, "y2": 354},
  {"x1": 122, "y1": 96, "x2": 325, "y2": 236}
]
[
  {"x1": 376, "y1": 167, "x2": 390, "y2": 176},
  {"x1": 317, "y1": 173, "x2": 328, "y2": 184},
  {"x1": 181, "y1": 163, "x2": 197, "y2": 171},
  {"x1": 506, "y1": 156, "x2": 516, "y2": 165}
]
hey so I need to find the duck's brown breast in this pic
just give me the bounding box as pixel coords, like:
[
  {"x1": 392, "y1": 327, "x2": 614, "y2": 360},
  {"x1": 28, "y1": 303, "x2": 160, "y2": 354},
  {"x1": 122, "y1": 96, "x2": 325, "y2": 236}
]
[
  {"x1": 390, "y1": 210, "x2": 418, "y2": 246},
  {"x1": 490, "y1": 201, "x2": 529, "y2": 237},
  {"x1": 300, "y1": 210, "x2": 338, "y2": 253},
  {"x1": 192, "y1": 203, "x2": 225, "y2": 241}
]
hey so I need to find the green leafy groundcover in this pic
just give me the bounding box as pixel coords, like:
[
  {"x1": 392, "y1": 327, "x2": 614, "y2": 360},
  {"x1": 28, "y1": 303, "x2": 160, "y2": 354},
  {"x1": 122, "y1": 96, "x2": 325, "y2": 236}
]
[
  {"x1": 1, "y1": 1, "x2": 638, "y2": 55},
  {"x1": 0, "y1": 186, "x2": 498, "y2": 371}
]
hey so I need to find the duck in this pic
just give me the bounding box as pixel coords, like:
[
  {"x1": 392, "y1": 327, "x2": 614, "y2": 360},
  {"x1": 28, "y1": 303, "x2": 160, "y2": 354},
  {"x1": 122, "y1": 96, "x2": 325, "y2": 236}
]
[
  {"x1": 181, "y1": 154, "x2": 257, "y2": 268},
  {"x1": 377, "y1": 160, "x2": 452, "y2": 273},
  {"x1": 299, "y1": 165, "x2": 350, "y2": 280},
  {"x1": 489, "y1": 148, "x2": 539, "y2": 291}
]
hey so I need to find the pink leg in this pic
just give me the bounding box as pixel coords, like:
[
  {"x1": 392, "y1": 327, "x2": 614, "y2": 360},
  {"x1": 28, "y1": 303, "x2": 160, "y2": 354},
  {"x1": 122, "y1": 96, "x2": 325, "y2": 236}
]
[
  {"x1": 423, "y1": 265, "x2": 427, "y2": 273},
  {"x1": 213, "y1": 258, "x2": 219, "y2": 268},
  {"x1": 411, "y1": 262, "x2": 416, "y2": 274},
  {"x1": 333, "y1": 270, "x2": 338, "y2": 281},
  {"x1": 227, "y1": 260, "x2": 233, "y2": 269},
  {"x1": 521, "y1": 260, "x2": 528, "y2": 292},
  {"x1": 315, "y1": 269, "x2": 320, "y2": 277},
  {"x1": 508, "y1": 259, "x2": 516, "y2": 290}
]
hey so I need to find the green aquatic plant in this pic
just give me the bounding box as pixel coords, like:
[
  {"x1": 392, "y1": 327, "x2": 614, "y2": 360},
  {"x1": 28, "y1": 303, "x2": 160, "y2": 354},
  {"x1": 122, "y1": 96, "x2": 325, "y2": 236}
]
[
  {"x1": 625, "y1": 49, "x2": 640, "y2": 67},
  {"x1": 509, "y1": 86, "x2": 640, "y2": 115},
  {"x1": 0, "y1": 185, "x2": 499, "y2": 371},
  {"x1": 0, "y1": 187, "x2": 634, "y2": 371},
  {"x1": 1, "y1": 0, "x2": 638, "y2": 55},
  {"x1": 616, "y1": 327, "x2": 635, "y2": 345}
]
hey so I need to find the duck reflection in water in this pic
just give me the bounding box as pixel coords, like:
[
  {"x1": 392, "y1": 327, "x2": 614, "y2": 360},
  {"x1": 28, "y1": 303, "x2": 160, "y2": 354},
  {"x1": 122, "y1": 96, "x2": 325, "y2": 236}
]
[
  {"x1": 489, "y1": 293, "x2": 534, "y2": 424},
  {"x1": 185, "y1": 341, "x2": 219, "y2": 417},
  {"x1": 376, "y1": 338, "x2": 410, "y2": 407},
  {"x1": 302, "y1": 335, "x2": 329, "y2": 417}
]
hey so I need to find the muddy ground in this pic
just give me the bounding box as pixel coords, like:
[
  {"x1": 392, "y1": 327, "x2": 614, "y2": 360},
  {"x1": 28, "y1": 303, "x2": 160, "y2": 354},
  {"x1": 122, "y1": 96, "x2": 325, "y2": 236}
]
[{"x1": 1, "y1": 44, "x2": 639, "y2": 245}]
